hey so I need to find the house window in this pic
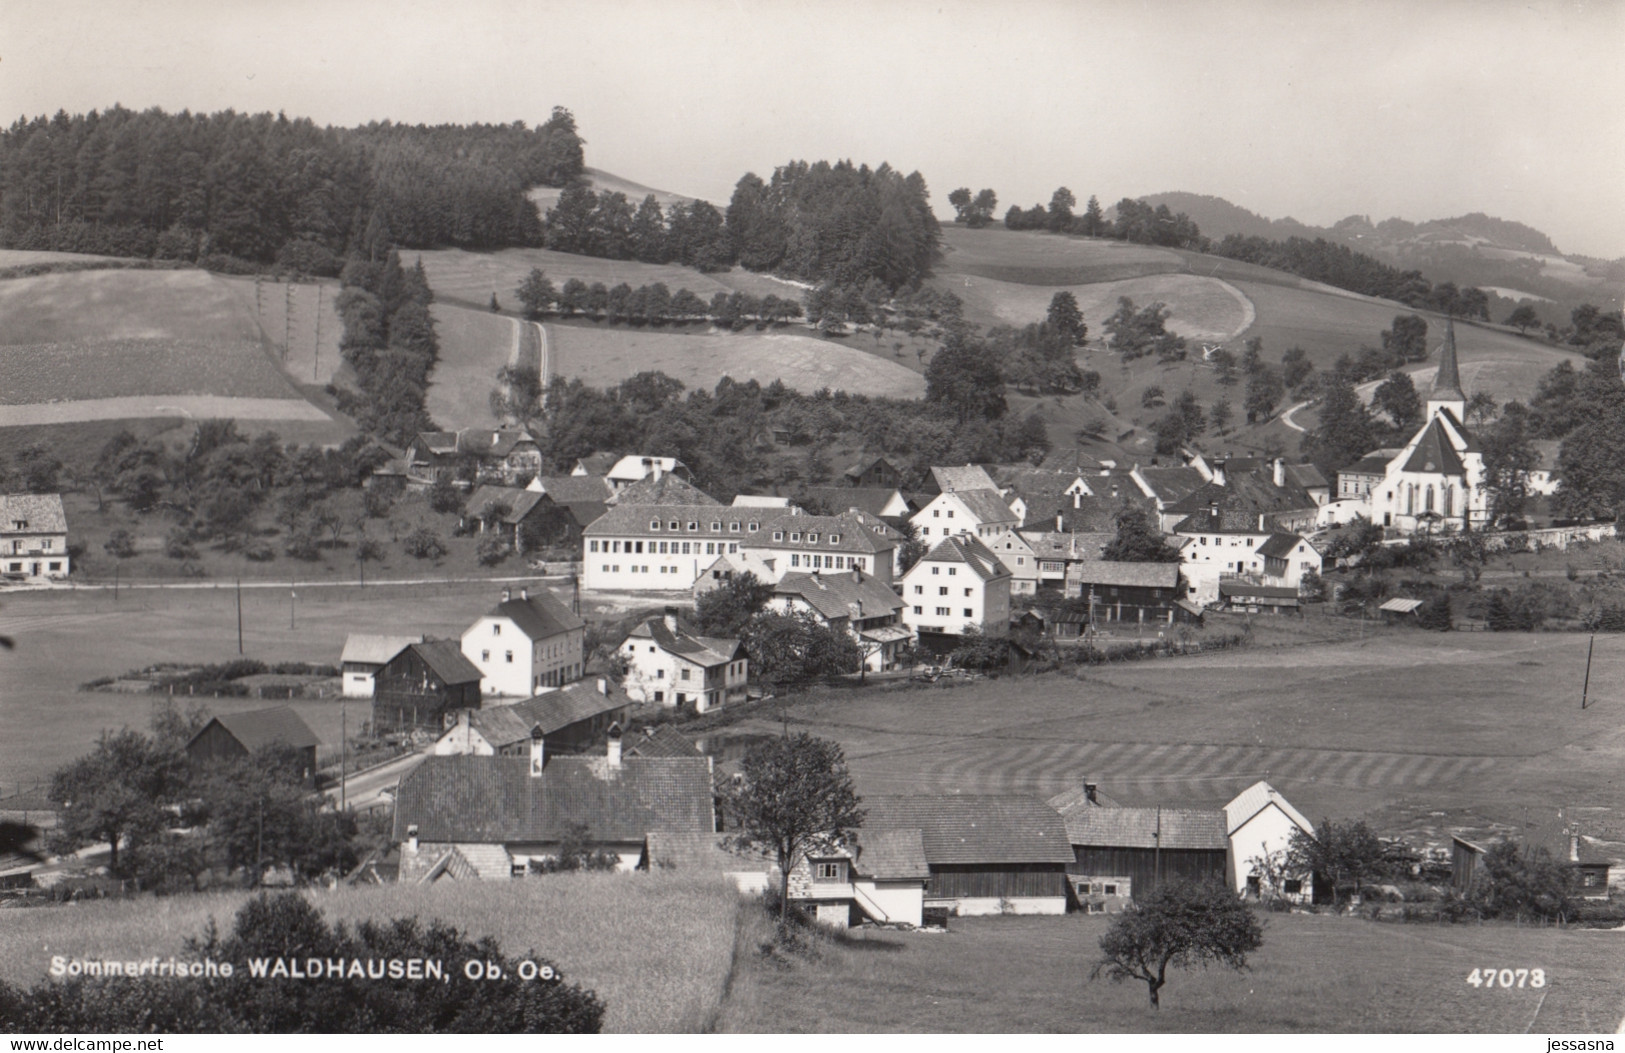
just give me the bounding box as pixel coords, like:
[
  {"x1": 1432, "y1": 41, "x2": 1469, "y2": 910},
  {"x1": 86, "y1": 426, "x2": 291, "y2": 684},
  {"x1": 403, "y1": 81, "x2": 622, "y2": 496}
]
[
  {"x1": 505, "y1": 651, "x2": 513, "y2": 663},
  {"x1": 482, "y1": 650, "x2": 490, "y2": 661},
  {"x1": 748, "y1": 522, "x2": 759, "y2": 532},
  {"x1": 913, "y1": 586, "x2": 922, "y2": 594},
  {"x1": 650, "y1": 520, "x2": 660, "y2": 530},
  {"x1": 656, "y1": 669, "x2": 665, "y2": 678},
  {"x1": 730, "y1": 522, "x2": 741, "y2": 532},
  {"x1": 493, "y1": 624, "x2": 501, "y2": 635},
  {"x1": 791, "y1": 554, "x2": 799, "y2": 567},
  {"x1": 964, "y1": 588, "x2": 972, "y2": 597},
  {"x1": 1283, "y1": 879, "x2": 1303, "y2": 894},
  {"x1": 913, "y1": 606, "x2": 922, "y2": 614},
  {"x1": 688, "y1": 522, "x2": 698, "y2": 531},
  {"x1": 814, "y1": 862, "x2": 844, "y2": 881},
  {"x1": 947, "y1": 510, "x2": 954, "y2": 518},
  {"x1": 680, "y1": 668, "x2": 690, "y2": 680},
  {"x1": 790, "y1": 532, "x2": 801, "y2": 542},
  {"x1": 933, "y1": 510, "x2": 940, "y2": 518},
  {"x1": 948, "y1": 568, "x2": 956, "y2": 576},
  {"x1": 1103, "y1": 883, "x2": 1118, "y2": 896},
  {"x1": 653, "y1": 690, "x2": 664, "y2": 702},
  {"x1": 831, "y1": 534, "x2": 839, "y2": 543},
  {"x1": 711, "y1": 521, "x2": 722, "y2": 532},
  {"x1": 963, "y1": 609, "x2": 972, "y2": 617},
  {"x1": 936, "y1": 607, "x2": 950, "y2": 616},
  {"x1": 773, "y1": 531, "x2": 784, "y2": 542},
  {"x1": 1016, "y1": 557, "x2": 1025, "y2": 565},
  {"x1": 939, "y1": 586, "x2": 948, "y2": 596}
]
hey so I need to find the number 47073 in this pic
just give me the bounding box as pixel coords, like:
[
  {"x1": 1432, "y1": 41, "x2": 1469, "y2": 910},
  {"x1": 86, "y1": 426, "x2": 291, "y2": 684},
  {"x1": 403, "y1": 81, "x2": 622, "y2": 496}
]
[{"x1": 1468, "y1": 968, "x2": 1546, "y2": 988}]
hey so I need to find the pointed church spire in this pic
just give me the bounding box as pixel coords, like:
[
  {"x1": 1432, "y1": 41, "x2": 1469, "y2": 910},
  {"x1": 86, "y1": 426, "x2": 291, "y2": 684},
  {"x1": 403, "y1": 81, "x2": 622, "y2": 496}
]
[{"x1": 1427, "y1": 316, "x2": 1466, "y2": 420}]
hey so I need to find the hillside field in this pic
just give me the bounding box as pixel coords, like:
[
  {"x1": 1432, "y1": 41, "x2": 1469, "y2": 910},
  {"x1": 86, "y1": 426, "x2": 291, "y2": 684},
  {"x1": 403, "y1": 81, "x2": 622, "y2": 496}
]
[
  {"x1": 526, "y1": 166, "x2": 697, "y2": 214},
  {"x1": 424, "y1": 303, "x2": 524, "y2": 425},
  {"x1": 0, "y1": 873, "x2": 742, "y2": 1033}
]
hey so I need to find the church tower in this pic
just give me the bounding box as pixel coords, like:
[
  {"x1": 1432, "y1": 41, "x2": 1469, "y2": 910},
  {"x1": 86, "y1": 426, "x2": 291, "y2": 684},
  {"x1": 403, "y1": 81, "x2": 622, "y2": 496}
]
[{"x1": 1426, "y1": 317, "x2": 1467, "y2": 422}]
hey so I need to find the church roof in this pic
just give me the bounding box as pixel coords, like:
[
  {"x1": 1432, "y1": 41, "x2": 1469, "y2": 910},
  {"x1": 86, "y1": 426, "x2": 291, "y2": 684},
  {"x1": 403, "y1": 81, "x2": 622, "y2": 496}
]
[
  {"x1": 1401, "y1": 417, "x2": 1467, "y2": 477},
  {"x1": 1431, "y1": 318, "x2": 1466, "y2": 404}
]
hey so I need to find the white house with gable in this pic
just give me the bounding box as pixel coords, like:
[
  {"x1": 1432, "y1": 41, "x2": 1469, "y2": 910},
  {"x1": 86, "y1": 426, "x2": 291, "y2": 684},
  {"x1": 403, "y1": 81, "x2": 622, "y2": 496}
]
[
  {"x1": 460, "y1": 587, "x2": 585, "y2": 697},
  {"x1": 910, "y1": 488, "x2": 1019, "y2": 544},
  {"x1": 1, "y1": 493, "x2": 70, "y2": 580},
  {"x1": 899, "y1": 533, "x2": 1012, "y2": 638},
  {"x1": 1225, "y1": 780, "x2": 1316, "y2": 903}
]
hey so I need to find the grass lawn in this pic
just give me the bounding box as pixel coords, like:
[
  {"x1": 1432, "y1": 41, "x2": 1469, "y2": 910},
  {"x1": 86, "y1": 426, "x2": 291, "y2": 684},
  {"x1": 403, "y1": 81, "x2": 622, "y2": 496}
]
[
  {"x1": 938, "y1": 226, "x2": 1184, "y2": 286},
  {"x1": 950, "y1": 272, "x2": 1252, "y2": 344},
  {"x1": 425, "y1": 303, "x2": 520, "y2": 426},
  {"x1": 0, "y1": 872, "x2": 744, "y2": 1033},
  {"x1": 545, "y1": 320, "x2": 925, "y2": 398},
  {"x1": 0, "y1": 269, "x2": 262, "y2": 347},
  {"x1": 218, "y1": 276, "x2": 345, "y2": 388},
  {"x1": 715, "y1": 911, "x2": 1625, "y2": 1033}
]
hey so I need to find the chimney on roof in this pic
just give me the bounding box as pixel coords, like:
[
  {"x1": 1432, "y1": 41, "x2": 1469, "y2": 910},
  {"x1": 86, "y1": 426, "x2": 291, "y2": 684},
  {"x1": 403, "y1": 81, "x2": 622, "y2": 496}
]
[
  {"x1": 1258, "y1": 513, "x2": 1265, "y2": 531},
  {"x1": 852, "y1": 568, "x2": 861, "y2": 584},
  {"x1": 811, "y1": 568, "x2": 822, "y2": 584},
  {"x1": 407, "y1": 824, "x2": 419, "y2": 853},
  {"x1": 607, "y1": 721, "x2": 623, "y2": 769},
  {"x1": 597, "y1": 677, "x2": 608, "y2": 696},
  {"x1": 519, "y1": 587, "x2": 528, "y2": 601},
  {"x1": 1569, "y1": 824, "x2": 1580, "y2": 863},
  {"x1": 1084, "y1": 781, "x2": 1099, "y2": 805},
  {"x1": 493, "y1": 430, "x2": 500, "y2": 445},
  {"x1": 1212, "y1": 460, "x2": 1227, "y2": 487},
  {"x1": 1273, "y1": 458, "x2": 1285, "y2": 487},
  {"x1": 663, "y1": 606, "x2": 678, "y2": 634},
  {"x1": 502, "y1": 588, "x2": 512, "y2": 603},
  {"x1": 1073, "y1": 491, "x2": 1081, "y2": 509},
  {"x1": 652, "y1": 461, "x2": 663, "y2": 482},
  {"x1": 1056, "y1": 514, "x2": 1063, "y2": 532},
  {"x1": 848, "y1": 602, "x2": 862, "y2": 623},
  {"x1": 529, "y1": 725, "x2": 545, "y2": 776}
]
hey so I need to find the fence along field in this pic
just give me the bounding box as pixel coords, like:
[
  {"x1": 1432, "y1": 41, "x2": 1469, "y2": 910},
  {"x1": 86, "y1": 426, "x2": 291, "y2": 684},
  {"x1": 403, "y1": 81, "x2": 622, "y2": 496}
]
[{"x1": 0, "y1": 268, "x2": 332, "y2": 425}]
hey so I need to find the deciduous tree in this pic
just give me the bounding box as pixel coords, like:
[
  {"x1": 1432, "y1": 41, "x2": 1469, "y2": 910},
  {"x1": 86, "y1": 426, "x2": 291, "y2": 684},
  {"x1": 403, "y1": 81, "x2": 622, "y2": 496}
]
[{"x1": 1092, "y1": 879, "x2": 1263, "y2": 1008}]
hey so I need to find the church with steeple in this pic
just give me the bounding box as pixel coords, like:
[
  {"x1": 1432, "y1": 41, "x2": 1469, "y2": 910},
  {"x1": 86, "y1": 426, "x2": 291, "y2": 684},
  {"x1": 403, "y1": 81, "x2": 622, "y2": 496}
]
[{"x1": 1362, "y1": 318, "x2": 1488, "y2": 534}]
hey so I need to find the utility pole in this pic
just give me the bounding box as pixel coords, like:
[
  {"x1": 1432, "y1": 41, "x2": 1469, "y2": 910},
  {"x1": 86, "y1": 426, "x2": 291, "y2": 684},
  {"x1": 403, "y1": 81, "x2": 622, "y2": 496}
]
[
  {"x1": 312, "y1": 285, "x2": 322, "y2": 383},
  {"x1": 283, "y1": 282, "x2": 292, "y2": 360},
  {"x1": 1582, "y1": 634, "x2": 1595, "y2": 709},
  {"x1": 340, "y1": 703, "x2": 347, "y2": 811},
  {"x1": 1153, "y1": 806, "x2": 1162, "y2": 893},
  {"x1": 236, "y1": 577, "x2": 244, "y2": 655},
  {"x1": 290, "y1": 577, "x2": 296, "y2": 630}
]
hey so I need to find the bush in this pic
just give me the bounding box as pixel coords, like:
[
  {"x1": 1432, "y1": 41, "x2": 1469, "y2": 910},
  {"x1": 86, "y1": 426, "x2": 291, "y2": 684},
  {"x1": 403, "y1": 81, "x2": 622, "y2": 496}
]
[
  {"x1": 1415, "y1": 594, "x2": 1454, "y2": 631},
  {"x1": 164, "y1": 527, "x2": 198, "y2": 560},
  {"x1": 428, "y1": 476, "x2": 464, "y2": 515},
  {"x1": 363, "y1": 487, "x2": 395, "y2": 519},
  {"x1": 284, "y1": 531, "x2": 322, "y2": 562},
  {"x1": 244, "y1": 542, "x2": 276, "y2": 563},
  {"x1": 404, "y1": 527, "x2": 447, "y2": 560},
  {"x1": 103, "y1": 529, "x2": 137, "y2": 558},
  {"x1": 0, "y1": 892, "x2": 605, "y2": 1032},
  {"x1": 477, "y1": 534, "x2": 510, "y2": 566}
]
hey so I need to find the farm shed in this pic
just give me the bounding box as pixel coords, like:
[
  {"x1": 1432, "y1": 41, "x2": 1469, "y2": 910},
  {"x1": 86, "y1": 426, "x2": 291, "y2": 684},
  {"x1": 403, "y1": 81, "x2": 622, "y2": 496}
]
[
  {"x1": 393, "y1": 743, "x2": 715, "y2": 882},
  {"x1": 433, "y1": 677, "x2": 632, "y2": 758},
  {"x1": 1051, "y1": 804, "x2": 1229, "y2": 911},
  {"x1": 340, "y1": 634, "x2": 421, "y2": 698},
  {"x1": 1218, "y1": 581, "x2": 1300, "y2": 614},
  {"x1": 1379, "y1": 597, "x2": 1425, "y2": 624},
  {"x1": 862, "y1": 795, "x2": 1073, "y2": 916},
  {"x1": 788, "y1": 829, "x2": 932, "y2": 928},
  {"x1": 1063, "y1": 560, "x2": 1194, "y2": 626},
  {"x1": 372, "y1": 640, "x2": 482, "y2": 735},
  {"x1": 184, "y1": 706, "x2": 320, "y2": 784}
]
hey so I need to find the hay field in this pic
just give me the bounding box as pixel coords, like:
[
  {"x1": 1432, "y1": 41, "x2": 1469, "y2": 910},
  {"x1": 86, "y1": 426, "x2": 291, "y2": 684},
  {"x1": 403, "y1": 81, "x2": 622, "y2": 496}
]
[
  {"x1": 717, "y1": 911, "x2": 1625, "y2": 1033},
  {"x1": 0, "y1": 873, "x2": 743, "y2": 1033},
  {"x1": 218, "y1": 276, "x2": 345, "y2": 387},
  {"x1": 954, "y1": 272, "x2": 1253, "y2": 343},
  {"x1": 0, "y1": 268, "x2": 261, "y2": 345},
  {"x1": 547, "y1": 323, "x2": 926, "y2": 397},
  {"x1": 0, "y1": 249, "x2": 122, "y2": 268},
  {"x1": 425, "y1": 303, "x2": 522, "y2": 425},
  {"x1": 938, "y1": 226, "x2": 1183, "y2": 285},
  {"x1": 526, "y1": 166, "x2": 697, "y2": 214},
  {"x1": 0, "y1": 340, "x2": 305, "y2": 405}
]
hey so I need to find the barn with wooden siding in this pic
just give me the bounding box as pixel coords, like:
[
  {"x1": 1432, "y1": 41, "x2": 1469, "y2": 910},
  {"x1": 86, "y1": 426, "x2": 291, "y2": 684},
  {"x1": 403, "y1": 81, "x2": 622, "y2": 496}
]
[
  {"x1": 1052, "y1": 804, "x2": 1230, "y2": 911},
  {"x1": 372, "y1": 641, "x2": 483, "y2": 735},
  {"x1": 184, "y1": 706, "x2": 320, "y2": 785},
  {"x1": 862, "y1": 795, "x2": 1073, "y2": 916}
]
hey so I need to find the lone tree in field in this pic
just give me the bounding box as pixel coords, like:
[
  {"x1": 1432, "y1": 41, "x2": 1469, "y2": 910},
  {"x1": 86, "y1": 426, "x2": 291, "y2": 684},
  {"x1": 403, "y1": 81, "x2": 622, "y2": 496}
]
[
  {"x1": 1092, "y1": 879, "x2": 1264, "y2": 1009},
  {"x1": 724, "y1": 733, "x2": 864, "y2": 924}
]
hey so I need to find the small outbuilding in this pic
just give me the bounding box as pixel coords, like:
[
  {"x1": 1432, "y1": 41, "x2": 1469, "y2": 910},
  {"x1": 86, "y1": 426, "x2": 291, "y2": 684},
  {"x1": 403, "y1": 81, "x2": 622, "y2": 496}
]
[
  {"x1": 185, "y1": 706, "x2": 321, "y2": 784},
  {"x1": 372, "y1": 640, "x2": 483, "y2": 735}
]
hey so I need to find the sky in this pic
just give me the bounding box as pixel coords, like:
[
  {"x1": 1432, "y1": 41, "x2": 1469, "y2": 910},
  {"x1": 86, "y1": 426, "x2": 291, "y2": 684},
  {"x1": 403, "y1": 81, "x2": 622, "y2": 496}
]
[{"x1": 4, "y1": 0, "x2": 1623, "y2": 257}]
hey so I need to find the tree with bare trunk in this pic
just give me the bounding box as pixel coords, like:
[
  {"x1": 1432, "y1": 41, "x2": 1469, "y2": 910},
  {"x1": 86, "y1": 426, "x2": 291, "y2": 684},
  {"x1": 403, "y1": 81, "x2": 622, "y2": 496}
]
[{"x1": 1092, "y1": 879, "x2": 1263, "y2": 1009}]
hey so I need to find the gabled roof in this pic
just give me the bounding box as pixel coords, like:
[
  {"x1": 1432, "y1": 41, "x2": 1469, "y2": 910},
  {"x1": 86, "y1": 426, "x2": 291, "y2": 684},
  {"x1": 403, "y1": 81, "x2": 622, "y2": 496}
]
[
  {"x1": 1134, "y1": 466, "x2": 1209, "y2": 505},
  {"x1": 607, "y1": 455, "x2": 689, "y2": 482},
  {"x1": 481, "y1": 590, "x2": 585, "y2": 641},
  {"x1": 863, "y1": 795, "x2": 1074, "y2": 865},
  {"x1": 1023, "y1": 493, "x2": 1154, "y2": 533},
  {"x1": 931, "y1": 464, "x2": 1000, "y2": 494},
  {"x1": 1046, "y1": 783, "x2": 1124, "y2": 812},
  {"x1": 915, "y1": 534, "x2": 1011, "y2": 582},
  {"x1": 1057, "y1": 806, "x2": 1229, "y2": 851},
  {"x1": 457, "y1": 428, "x2": 538, "y2": 458},
  {"x1": 530, "y1": 475, "x2": 615, "y2": 503},
  {"x1": 1401, "y1": 416, "x2": 1467, "y2": 477},
  {"x1": 341, "y1": 633, "x2": 422, "y2": 666},
  {"x1": 391, "y1": 754, "x2": 715, "y2": 843},
  {"x1": 624, "y1": 724, "x2": 702, "y2": 759},
  {"x1": 934, "y1": 487, "x2": 1018, "y2": 525},
  {"x1": 193, "y1": 706, "x2": 320, "y2": 753},
  {"x1": 1065, "y1": 559, "x2": 1181, "y2": 589},
  {"x1": 643, "y1": 832, "x2": 774, "y2": 873},
  {"x1": 1344, "y1": 453, "x2": 1398, "y2": 476},
  {"x1": 853, "y1": 828, "x2": 930, "y2": 880},
  {"x1": 1164, "y1": 470, "x2": 1317, "y2": 517},
  {"x1": 1223, "y1": 781, "x2": 1313, "y2": 838},
  {"x1": 0, "y1": 493, "x2": 67, "y2": 534},
  {"x1": 804, "y1": 486, "x2": 910, "y2": 518},
  {"x1": 625, "y1": 617, "x2": 743, "y2": 668},
  {"x1": 843, "y1": 456, "x2": 899, "y2": 480},
  {"x1": 463, "y1": 680, "x2": 632, "y2": 750},
  {"x1": 400, "y1": 640, "x2": 482, "y2": 685},
  {"x1": 573, "y1": 452, "x2": 620, "y2": 476},
  {"x1": 608, "y1": 473, "x2": 717, "y2": 506},
  {"x1": 1019, "y1": 530, "x2": 1114, "y2": 561},
  {"x1": 465, "y1": 486, "x2": 546, "y2": 524},
  {"x1": 410, "y1": 431, "x2": 459, "y2": 457},
  {"x1": 774, "y1": 569, "x2": 906, "y2": 621},
  {"x1": 584, "y1": 501, "x2": 743, "y2": 537},
  {"x1": 991, "y1": 467, "x2": 1090, "y2": 497},
  {"x1": 1256, "y1": 533, "x2": 1312, "y2": 559},
  {"x1": 759, "y1": 511, "x2": 898, "y2": 555},
  {"x1": 1283, "y1": 463, "x2": 1329, "y2": 490}
]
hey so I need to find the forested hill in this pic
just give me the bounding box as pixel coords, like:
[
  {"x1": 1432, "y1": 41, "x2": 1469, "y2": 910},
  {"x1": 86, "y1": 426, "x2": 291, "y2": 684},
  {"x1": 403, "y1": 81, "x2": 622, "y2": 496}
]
[{"x1": 0, "y1": 105, "x2": 585, "y2": 266}]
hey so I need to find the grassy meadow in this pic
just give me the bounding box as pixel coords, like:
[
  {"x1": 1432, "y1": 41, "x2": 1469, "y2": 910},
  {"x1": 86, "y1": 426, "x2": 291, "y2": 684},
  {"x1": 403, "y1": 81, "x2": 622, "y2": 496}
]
[
  {"x1": 424, "y1": 303, "x2": 521, "y2": 425},
  {"x1": 218, "y1": 276, "x2": 346, "y2": 388},
  {"x1": 716, "y1": 911, "x2": 1625, "y2": 1033},
  {"x1": 525, "y1": 166, "x2": 697, "y2": 214},
  {"x1": 0, "y1": 872, "x2": 744, "y2": 1033}
]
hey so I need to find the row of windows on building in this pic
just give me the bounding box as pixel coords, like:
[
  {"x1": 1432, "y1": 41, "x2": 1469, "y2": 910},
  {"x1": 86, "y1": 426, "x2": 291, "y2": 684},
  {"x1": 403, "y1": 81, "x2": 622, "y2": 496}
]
[
  {"x1": 645, "y1": 519, "x2": 757, "y2": 533},
  {"x1": 913, "y1": 585, "x2": 975, "y2": 597},
  {"x1": 1396, "y1": 483, "x2": 1455, "y2": 517},
  {"x1": 912, "y1": 606, "x2": 974, "y2": 618},
  {"x1": 9, "y1": 538, "x2": 53, "y2": 552},
  {"x1": 592, "y1": 539, "x2": 742, "y2": 555},
  {"x1": 6, "y1": 560, "x2": 61, "y2": 572},
  {"x1": 600, "y1": 564, "x2": 688, "y2": 575},
  {"x1": 789, "y1": 553, "x2": 865, "y2": 571}
]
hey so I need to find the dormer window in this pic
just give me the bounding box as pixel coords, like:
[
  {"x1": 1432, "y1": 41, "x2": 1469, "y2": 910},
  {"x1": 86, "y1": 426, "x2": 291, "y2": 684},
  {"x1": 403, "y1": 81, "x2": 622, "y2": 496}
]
[
  {"x1": 688, "y1": 522, "x2": 698, "y2": 531},
  {"x1": 807, "y1": 532, "x2": 818, "y2": 543},
  {"x1": 773, "y1": 531, "x2": 784, "y2": 542},
  {"x1": 790, "y1": 533, "x2": 801, "y2": 542},
  {"x1": 748, "y1": 522, "x2": 759, "y2": 532},
  {"x1": 11, "y1": 520, "x2": 25, "y2": 531},
  {"x1": 650, "y1": 520, "x2": 661, "y2": 530},
  {"x1": 830, "y1": 534, "x2": 840, "y2": 543},
  {"x1": 730, "y1": 522, "x2": 741, "y2": 532},
  {"x1": 669, "y1": 521, "x2": 679, "y2": 530},
  {"x1": 711, "y1": 522, "x2": 722, "y2": 532}
]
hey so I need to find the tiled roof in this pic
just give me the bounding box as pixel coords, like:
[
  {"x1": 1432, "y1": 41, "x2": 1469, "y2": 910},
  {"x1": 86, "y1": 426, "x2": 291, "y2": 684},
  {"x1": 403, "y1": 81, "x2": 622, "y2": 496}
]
[
  {"x1": 759, "y1": 511, "x2": 897, "y2": 555},
  {"x1": 467, "y1": 680, "x2": 632, "y2": 749},
  {"x1": 465, "y1": 486, "x2": 545, "y2": 524},
  {"x1": 625, "y1": 618, "x2": 742, "y2": 668},
  {"x1": 804, "y1": 486, "x2": 908, "y2": 518},
  {"x1": 863, "y1": 795, "x2": 1073, "y2": 865},
  {"x1": 1046, "y1": 784, "x2": 1124, "y2": 811},
  {"x1": 341, "y1": 634, "x2": 421, "y2": 666},
  {"x1": 775, "y1": 569, "x2": 905, "y2": 621},
  {"x1": 1284, "y1": 463, "x2": 1329, "y2": 490},
  {"x1": 532, "y1": 475, "x2": 615, "y2": 503},
  {"x1": 1058, "y1": 806, "x2": 1229, "y2": 850},
  {"x1": 991, "y1": 467, "x2": 1090, "y2": 497},
  {"x1": 624, "y1": 724, "x2": 702, "y2": 759},
  {"x1": 609, "y1": 474, "x2": 717, "y2": 506},
  {"x1": 931, "y1": 464, "x2": 1000, "y2": 493},
  {"x1": 574, "y1": 453, "x2": 620, "y2": 475},
  {"x1": 196, "y1": 706, "x2": 320, "y2": 752},
  {"x1": 1344, "y1": 451, "x2": 1402, "y2": 476},
  {"x1": 1065, "y1": 559, "x2": 1181, "y2": 589},
  {"x1": 557, "y1": 501, "x2": 609, "y2": 528},
  {"x1": 1401, "y1": 417, "x2": 1467, "y2": 476},
  {"x1": 406, "y1": 640, "x2": 482, "y2": 685},
  {"x1": 843, "y1": 456, "x2": 899, "y2": 480},
  {"x1": 1219, "y1": 582, "x2": 1299, "y2": 601},
  {"x1": 457, "y1": 428, "x2": 538, "y2": 458},
  {"x1": 1256, "y1": 533, "x2": 1310, "y2": 559},
  {"x1": 1135, "y1": 466, "x2": 1209, "y2": 504},
  {"x1": 392, "y1": 754, "x2": 715, "y2": 843},
  {"x1": 411, "y1": 431, "x2": 459, "y2": 457},
  {"x1": 0, "y1": 493, "x2": 67, "y2": 534},
  {"x1": 585, "y1": 502, "x2": 754, "y2": 537},
  {"x1": 853, "y1": 828, "x2": 930, "y2": 880},
  {"x1": 1164, "y1": 470, "x2": 1317, "y2": 517},
  {"x1": 944, "y1": 488, "x2": 1019, "y2": 525},
  {"x1": 485, "y1": 590, "x2": 585, "y2": 641},
  {"x1": 1223, "y1": 781, "x2": 1313, "y2": 837},
  {"x1": 917, "y1": 534, "x2": 1010, "y2": 582},
  {"x1": 643, "y1": 832, "x2": 773, "y2": 873},
  {"x1": 1022, "y1": 493, "x2": 1151, "y2": 533},
  {"x1": 1019, "y1": 531, "x2": 1114, "y2": 561}
]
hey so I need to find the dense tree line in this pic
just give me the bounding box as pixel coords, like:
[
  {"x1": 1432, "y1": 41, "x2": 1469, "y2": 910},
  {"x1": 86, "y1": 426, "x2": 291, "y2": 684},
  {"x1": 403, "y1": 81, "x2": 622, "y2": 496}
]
[
  {"x1": 1212, "y1": 234, "x2": 1435, "y2": 304},
  {"x1": 1002, "y1": 191, "x2": 1205, "y2": 249},
  {"x1": 0, "y1": 105, "x2": 583, "y2": 262},
  {"x1": 514, "y1": 268, "x2": 802, "y2": 328},
  {"x1": 331, "y1": 249, "x2": 441, "y2": 446},
  {"x1": 543, "y1": 187, "x2": 732, "y2": 270}
]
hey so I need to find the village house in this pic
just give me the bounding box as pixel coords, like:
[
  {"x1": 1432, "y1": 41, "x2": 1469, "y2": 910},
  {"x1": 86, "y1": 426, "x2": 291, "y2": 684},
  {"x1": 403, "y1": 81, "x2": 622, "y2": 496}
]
[
  {"x1": 841, "y1": 456, "x2": 904, "y2": 490},
  {"x1": 571, "y1": 452, "x2": 620, "y2": 477},
  {"x1": 1453, "y1": 823, "x2": 1615, "y2": 901},
  {"x1": 1049, "y1": 793, "x2": 1230, "y2": 912},
  {"x1": 1, "y1": 493, "x2": 70, "y2": 580},
  {"x1": 394, "y1": 731, "x2": 716, "y2": 881},
  {"x1": 622, "y1": 723, "x2": 703, "y2": 759},
  {"x1": 1156, "y1": 458, "x2": 1322, "y2": 535},
  {"x1": 527, "y1": 473, "x2": 614, "y2": 504},
  {"x1": 404, "y1": 428, "x2": 542, "y2": 487},
  {"x1": 461, "y1": 486, "x2": 591, "y2": 553},
  {"x1": 1062, "y1": 560, "x2": 1199, "y2": 627},
  {"x1": 769, "y1": 567, "x2": 912, "y2": 673},
  {"x1": 604, "y1": 472, "x2": 717, "y2": 507},
  {"x1": 1174, "y1": 504, "x2": 1322, "y2": 606},
  {"x1": 339, "y1": 634, "x2": 422, "y2": 698},
  {"x1": 786, "y1": 830, "x2": 932, "y2": 928},
  {"x1": 899, "y1": 533, "x2": 1012, "y2": 640},
  {"x1": 1225, "y1": 781, "x2": 1316, "y2": 903},
  {"x1": 372, "y1": 640, "x2": 483, "y2": 735},
  {"x1": 910, "y1": 488, "x2": 1019, "y2": 543},
  {"x1": 1218, "y1": 581, "x2": 1303, "y2": 615},
  {"x1": 1130, "y1": 463, "x2": 1212, "y2": 531},
  {"x1": 604, "y1": 455, "x2": 693, "y2": 491},
  {"x1": 1011, "y1": 529, "x2": 1114, "y2": 592},
  {"x1": 432, "y1": 677, "x2": 631, "y2": 757},
  {"x1": 729, "y1": 510, "x2": 900, "y2": 586},
  {"x1": 185, "y1": 706, "x2": 320, "y2": 785},
  {"x1": 803, "y1": 485, "x2": 913, "y2": 519},
  {"x1": 460, "y1": 587, "x2": 585, "y2": 697},
  {"x1": 583, "y1": 502, "x2": 756, "y2": 592},
  {"x1": 862, "y1": 795, "x2": 1074, "y2": 916},
  {"x1": 619, "y1": 609, "x2": 748, "y2": 712}
]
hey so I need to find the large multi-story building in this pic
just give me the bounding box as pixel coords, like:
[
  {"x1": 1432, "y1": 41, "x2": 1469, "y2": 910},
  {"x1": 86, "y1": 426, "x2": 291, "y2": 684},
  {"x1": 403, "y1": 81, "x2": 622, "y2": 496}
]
[
  {"x1": 898, "y1": 533, "x2": 1012, "y2": 638},
  {"x1": 460, "y1": 587, "x2": 585, "y2": 697}
]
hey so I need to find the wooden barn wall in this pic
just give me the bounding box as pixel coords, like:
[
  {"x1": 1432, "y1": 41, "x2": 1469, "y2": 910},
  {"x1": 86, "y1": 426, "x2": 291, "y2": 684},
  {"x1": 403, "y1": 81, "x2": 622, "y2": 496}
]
[
  {"x1": 1070, "y1": 846, "x2": 1228, "y2": 899},
  {"x1": 186, "y1": 723, "x2": 248, "y2": 764},
  {"x1": 926, "y1": 863, "x2": 1068, "y2": 898}
]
